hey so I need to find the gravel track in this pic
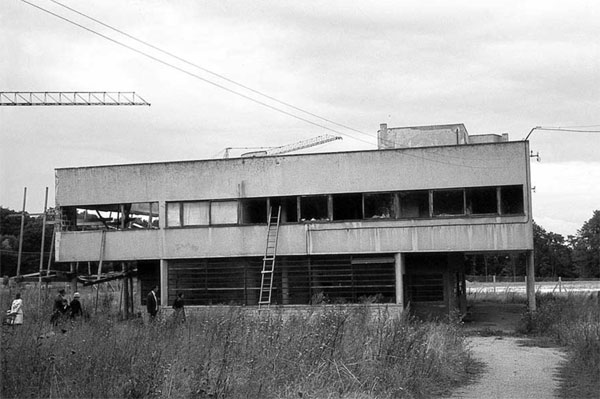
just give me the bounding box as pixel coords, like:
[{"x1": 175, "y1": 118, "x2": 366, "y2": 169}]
[{"x1": 444, "y1": 336, "x2": 565, "y2": 399}]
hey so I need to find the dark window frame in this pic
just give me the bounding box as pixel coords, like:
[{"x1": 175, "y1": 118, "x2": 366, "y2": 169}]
[
  {"x1": 466, "y1": 187, "x2": 499, "y2": 215},
  {"x1": 432, "y1": 189, "x2": 466, "y2": 216}
]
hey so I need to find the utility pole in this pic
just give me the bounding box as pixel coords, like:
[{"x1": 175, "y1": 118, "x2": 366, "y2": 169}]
[
  {"x1": 16, "y1": 188, "x2": 27, "y2": 277},
  {"x1": 38, "y1": 187, "x2": 49, "y2": 304}
]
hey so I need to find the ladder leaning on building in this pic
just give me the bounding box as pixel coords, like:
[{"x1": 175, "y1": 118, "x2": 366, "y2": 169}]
[{"x1": 259, "y1": 206, "x2": 281, "y2": 308}]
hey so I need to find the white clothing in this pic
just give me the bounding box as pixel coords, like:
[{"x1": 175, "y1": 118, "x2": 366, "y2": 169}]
[{"x1": 9, "y1": 298, "x2": 23, "y2": 325}]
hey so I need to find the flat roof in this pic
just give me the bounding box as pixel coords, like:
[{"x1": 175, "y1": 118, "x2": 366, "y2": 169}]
[{"x1": 55, "y1": 140, "x2": 525, "y2": 172}]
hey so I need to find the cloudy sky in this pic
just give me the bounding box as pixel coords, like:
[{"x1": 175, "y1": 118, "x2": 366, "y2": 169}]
[{"x1": 1, "y1": 0, "x2": 599, "y2": 237}]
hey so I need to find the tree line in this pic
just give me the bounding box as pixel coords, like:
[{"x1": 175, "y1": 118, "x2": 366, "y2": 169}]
[
  {"x1": 1, "y1": 206, "x2": 599, "y2": 279},
  {"x1": 463, "y1": 211, "x2": 599, "y2": 279}
]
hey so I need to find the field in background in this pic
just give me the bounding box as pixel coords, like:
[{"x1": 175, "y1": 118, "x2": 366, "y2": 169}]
[{"x1": 467, "y1": 278, "x2": 600, "y2": 301}]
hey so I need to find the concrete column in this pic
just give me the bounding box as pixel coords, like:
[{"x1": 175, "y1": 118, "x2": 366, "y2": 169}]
[
  {"x1": 526, "y1": 251, "x2": 536, "y2": 311},
  {"x1": 394, "y1": 253, "x2": 405, "y2": 309},
  {"x1": 160, "y1": 259, "x2": 168, "y2": 308}
]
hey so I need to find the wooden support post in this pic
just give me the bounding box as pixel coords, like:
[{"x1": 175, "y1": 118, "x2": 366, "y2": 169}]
[
  {"x1": 38, "y1": 187, "x2": 48, "y2": 304},
  {"x1": 129, "y1": 275, "x2": 134, "y2": 316},
  {"x1": 97, "y1": 230, "x2": 106, "y2": 279},
  {"x1": 122, "y1": 262, "x2": 130, "y2": 319},
  {"x1": 70, "y1": 262, "x2": 77, "y2": 293},
  {"x1": 95, "y1": 284, "x2": 100, "y2": 313},
  {"x1": 46, "y1": 227, "x2": 55, "y2": 273},
  {"x1": 16, "y1": 187, "x2": 27, "y2": 277}
]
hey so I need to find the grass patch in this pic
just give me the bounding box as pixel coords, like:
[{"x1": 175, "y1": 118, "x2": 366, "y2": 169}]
[
  {"x1": 517, "y1": 293, "x2": 600, "y2": 398},
  {"x1": 1, "y1": 288, "x2": 477, "y2": 399}
]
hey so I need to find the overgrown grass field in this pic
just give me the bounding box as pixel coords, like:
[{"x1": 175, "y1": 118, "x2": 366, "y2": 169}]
[
  {"x1": 467, "y1": 287, "x2": 600, "y2": 398},
  {"x1": 1, "y1": 288, "x2": 475, "y2": 399},
  {"x1": 519, "y1": 293, "x2": 600, "y2": 399}
]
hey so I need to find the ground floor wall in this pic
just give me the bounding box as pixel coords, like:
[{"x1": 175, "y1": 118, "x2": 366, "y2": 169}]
[{"x1": 137, "y1": 252, "x2": 475, "y2": 318}]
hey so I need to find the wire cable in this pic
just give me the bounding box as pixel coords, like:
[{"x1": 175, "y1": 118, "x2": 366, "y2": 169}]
[
  {"x1": 21, "y1": 0, "x2": 510, "y2": 169},
  {"x1": 48, "y1": 0, "x2": 377, "y2": 142},
  {"x1": 537, "y1": 127, "x2": 600, "y2": 133},
  {"x1": 550, "y1": 124, "x2": 600, "y2": 129},
  {"x1": 21, "y1": 0, "x2": 375, "y2": 146}
]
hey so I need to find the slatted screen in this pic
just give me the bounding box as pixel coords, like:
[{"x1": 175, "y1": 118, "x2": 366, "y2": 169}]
[{"x1": 168, "y1": 255, "x2": 396, "y2": 306}]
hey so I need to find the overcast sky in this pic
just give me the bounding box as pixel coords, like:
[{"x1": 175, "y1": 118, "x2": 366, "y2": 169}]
[{"x1": 1, "y1": 0, "x2": 599, "y2": 237}]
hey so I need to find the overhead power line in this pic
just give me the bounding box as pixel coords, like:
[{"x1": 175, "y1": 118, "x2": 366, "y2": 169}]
[
  {"x1": 552, "y1": 124, "x2": 600, "y2": 129},
  {"x1": 21, "y1": 0, "x2": 375, "y2": 146},
  {"x1": 524, "y1": 126, "x2": 600, "y2": 140},
  {"x1": 47, "y1": 0, "x2": 373, "y2": 141},
  {"x1": 19, "y1": 1, "x2": 513, "y2": 170},
  {"x1": 537, "y1": 127, "x2": 600, "y2": 133}
]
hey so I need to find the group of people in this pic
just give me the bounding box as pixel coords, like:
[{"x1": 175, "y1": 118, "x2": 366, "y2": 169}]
[
  {"x1": 51, "y1": 289, "x2": 84, "y2": 324},
  {"x1": 4, "y1": 289, "x2": 84, "y2": 327},
  {"x1": 5, "y1": 285, "x2": 183, "y2": 327},
  {"x1": 146, "y1": 285, "x2": 186, "y2": 324}
]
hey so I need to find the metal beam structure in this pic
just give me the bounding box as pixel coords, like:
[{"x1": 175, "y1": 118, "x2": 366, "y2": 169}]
[
  {"x1": 0, "y1": 91, "x2": 150, "y2": 106},
  {"x1": 267, "y1": 134, "x2": 342, "y2": 156},
  {"x1": 229, "y1": 134, "x2": 343, "y2": 158}
]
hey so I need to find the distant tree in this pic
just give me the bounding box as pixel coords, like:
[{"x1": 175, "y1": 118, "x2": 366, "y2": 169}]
[
  {"x1": 571, "y1": 210, "x2": 600, "y2": 278},
  {"x1": 0, "y1": 206, "x2": 55, "y2": 277},
  {"x1": 533, "y1": 221, "x2": 574, "y2": 278}
]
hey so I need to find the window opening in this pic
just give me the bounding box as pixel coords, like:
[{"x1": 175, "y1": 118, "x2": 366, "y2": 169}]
[
  {"x1": 433, "y1": 189, "x2": 464, "y2": 216},
  {"x1": 300, "y1": 195, "x2": 329, "y2": 221},
  {"x1": 269, "y1": 197, "x2": 298, "y2": 223},
  {"x1": 125, "y1": 202, "x2": 159, "y2": 228},
  {"x1": 167, "y1": 202, "x2": 181, "y2": 227},
  {"x1": 240, "y1": 198, "x2": 267, "y2": 224},
  {"x1": 364, "y1": 193, "x2": 396, "y2": 219},
  {"x1": 332, "y1": 193, "x2": 363, "y2": 221},
  {"x1": 399, "y1": 191, "x2": 429, "y2": 218},
  {"x1": 210, "y1": 201, "x2": 238, "y2": 224},
  {"x1": 466, "y1": 187, "x2": 497, "y2": 215},
  {"x1": 500, "y1": 185, "x2": 524, "y2": 214},
  {"x1": 182, "y1": 201, "x2": 210, "y2": 226},
  {"x1": 406, "y1": 273, "x2": 444, "y2": 302},
  {"x1": 61, "y1": 202, "x2": 159, "y2": 231},
  {"x1": 169, "y1": 259, "x2": 249, "y2": 305}
]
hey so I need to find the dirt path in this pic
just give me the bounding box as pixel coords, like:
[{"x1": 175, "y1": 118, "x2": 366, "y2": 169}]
[
  {"x1": 445, "y1": 336, "x2": 565, "y2": 399},
  {"x1": 444, "y1": 303, "x2": 566, "y2": 399}
]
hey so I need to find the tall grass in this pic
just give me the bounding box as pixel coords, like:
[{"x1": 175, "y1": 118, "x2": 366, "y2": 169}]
[
  {"x1": 519, "y1": 293, "x2": 600, "y2": 398},
  {"x1": 1, "y1": 288, "x2": 475, "y2": 399}
]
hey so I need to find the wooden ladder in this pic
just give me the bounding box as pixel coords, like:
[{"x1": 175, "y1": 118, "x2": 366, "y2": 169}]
[{"x1": 258, "y1": 206, "x2": 281, "y2": 308}]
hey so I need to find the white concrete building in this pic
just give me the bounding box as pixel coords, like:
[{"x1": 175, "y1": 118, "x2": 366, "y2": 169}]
[{"x1": 54, "y1": 124, "x2": 535, "y2": 316}]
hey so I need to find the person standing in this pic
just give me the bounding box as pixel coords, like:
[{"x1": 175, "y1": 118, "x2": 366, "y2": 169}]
[
  {"x1": 146, "y1": 285, "x2": 159, "y2": 321},
  {"x1": 7, "y1": 293, "x2": 23, "y2": 326},
  {"x1": 172, "y1": 292, "x2": 186, "y2": 324},
  {"x1": 70, "y1": 292, "x2": 83, "y2": 319},
  {"x1": 51, "y1": 288, "x2": 68, "y2": 325}
]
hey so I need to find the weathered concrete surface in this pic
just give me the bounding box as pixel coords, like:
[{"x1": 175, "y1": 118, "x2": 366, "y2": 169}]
[{"x1": 445, "y1": 336, "x2": 565, "y2": 399}]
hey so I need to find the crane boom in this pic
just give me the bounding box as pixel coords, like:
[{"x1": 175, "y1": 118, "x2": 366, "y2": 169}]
[
  {"x1": 0, "y1": 91, "x2": 150, "y2": 106},
  {"x1": 265, "y1": 134, "x2": 342, "y2": 156}
]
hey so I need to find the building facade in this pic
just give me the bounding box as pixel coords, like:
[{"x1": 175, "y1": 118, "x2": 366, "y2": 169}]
[{"x1": 54, "y1": 124, "x2": 535, "y2": 316}]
